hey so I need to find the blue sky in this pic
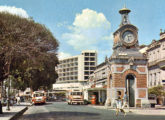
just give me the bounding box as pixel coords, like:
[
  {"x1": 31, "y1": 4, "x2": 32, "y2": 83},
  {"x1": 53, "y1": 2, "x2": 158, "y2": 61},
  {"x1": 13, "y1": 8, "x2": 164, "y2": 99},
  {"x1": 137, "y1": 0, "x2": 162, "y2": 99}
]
[{"x1": 0, "y1": 0, "x2": 165, "y2": 64}]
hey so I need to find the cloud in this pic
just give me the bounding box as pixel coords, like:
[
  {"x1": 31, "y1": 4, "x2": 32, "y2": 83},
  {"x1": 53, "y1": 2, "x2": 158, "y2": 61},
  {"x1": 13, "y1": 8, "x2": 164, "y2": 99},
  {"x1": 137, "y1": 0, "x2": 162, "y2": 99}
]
[
  {"x1": 58, "y1": 52, "x2": 72, "y2": 60},
  {"x1": 73, "y1": 9, "x2": 110, "y2": 29},
  {"x1": 0, "y1": 6, "x2": 29, "y2": 18},
  {"x1": 57, "y1": 21, "x2": 68, "y2": 27},
  {"x1": 62, "y1": 8, "x2": 113, "y2": 52}
]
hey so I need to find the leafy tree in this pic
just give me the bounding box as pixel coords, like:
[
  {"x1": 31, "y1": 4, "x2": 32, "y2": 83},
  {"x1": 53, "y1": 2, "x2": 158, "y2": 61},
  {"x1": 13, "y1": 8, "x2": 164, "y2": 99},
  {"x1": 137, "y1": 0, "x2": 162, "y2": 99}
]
[
  {"x1": 0, "y1": 12, "x2": 59, "y2": 91},
  {"x1": 148, "y1": 85, "x2": 165, "y2": 97}
]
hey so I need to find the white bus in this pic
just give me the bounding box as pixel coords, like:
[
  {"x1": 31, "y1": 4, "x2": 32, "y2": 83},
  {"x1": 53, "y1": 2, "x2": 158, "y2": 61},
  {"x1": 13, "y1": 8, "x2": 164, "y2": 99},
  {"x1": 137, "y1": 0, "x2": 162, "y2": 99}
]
[
  {"x1": 32, "y1": 91, "x2": 46, "y2": 105},
  {"x1": 67, "y1": 89, "x2": 84, "y2": 105}
]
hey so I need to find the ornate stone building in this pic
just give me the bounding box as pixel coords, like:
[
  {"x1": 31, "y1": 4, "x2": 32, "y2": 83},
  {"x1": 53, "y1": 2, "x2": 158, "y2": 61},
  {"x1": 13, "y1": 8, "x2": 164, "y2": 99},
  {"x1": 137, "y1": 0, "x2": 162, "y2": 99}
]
[
  {"x1": 147, "y1": 30, "x2": 165, "y2": 88},
  {"x1": 106, "y1": 7, "x2": 148, "y2": 107}
]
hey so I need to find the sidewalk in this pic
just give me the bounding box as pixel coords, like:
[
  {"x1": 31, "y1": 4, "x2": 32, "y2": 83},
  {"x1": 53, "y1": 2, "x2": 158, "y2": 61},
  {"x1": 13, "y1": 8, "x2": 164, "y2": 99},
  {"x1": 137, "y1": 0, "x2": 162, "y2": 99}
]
[
  {"x1": 0, "y1": 102, "x2": 31, "y2": 120},
  {"x1": 88, "y1": 105, "x2": 165, "y2": 115}
]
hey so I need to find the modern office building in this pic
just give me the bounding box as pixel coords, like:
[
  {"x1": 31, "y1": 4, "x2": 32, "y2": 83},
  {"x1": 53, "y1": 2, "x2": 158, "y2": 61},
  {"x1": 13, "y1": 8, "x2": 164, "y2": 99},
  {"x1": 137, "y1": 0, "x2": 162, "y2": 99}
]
[{"x1": 53, "y1": 50, "x2": 97, "y2": 91}]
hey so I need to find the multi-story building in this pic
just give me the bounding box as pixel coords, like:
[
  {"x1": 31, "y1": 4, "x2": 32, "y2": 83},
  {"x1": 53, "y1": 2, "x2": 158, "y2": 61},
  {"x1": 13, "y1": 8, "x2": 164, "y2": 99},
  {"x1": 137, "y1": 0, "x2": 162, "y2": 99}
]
[
  {"x1": 147, "y1": 30, "x2": 165, "y2": 88},
  {"x1": 53, "y1": 50, "x2": 97, "y2": 91},
  {"x1": 84, "y1": 61, "x2": 108, "y2": 104}
]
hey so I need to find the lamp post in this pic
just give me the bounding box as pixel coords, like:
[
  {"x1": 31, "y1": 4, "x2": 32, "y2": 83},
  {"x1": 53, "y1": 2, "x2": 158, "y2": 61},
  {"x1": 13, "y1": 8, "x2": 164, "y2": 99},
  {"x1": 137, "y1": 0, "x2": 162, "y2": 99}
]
[
  {"x1": 0, "y1": 81, "x2": 3, "y2": 114},
  {"x1": 6, "y1": 77, "x2": 10, "y2": 111}
]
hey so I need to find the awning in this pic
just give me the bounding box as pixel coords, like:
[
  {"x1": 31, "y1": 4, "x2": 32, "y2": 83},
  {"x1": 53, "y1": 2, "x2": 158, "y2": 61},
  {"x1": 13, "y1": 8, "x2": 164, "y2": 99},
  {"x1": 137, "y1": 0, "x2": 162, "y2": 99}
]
[{"x1": 87, "y1": 88, "x2": 106, "y2": 91}]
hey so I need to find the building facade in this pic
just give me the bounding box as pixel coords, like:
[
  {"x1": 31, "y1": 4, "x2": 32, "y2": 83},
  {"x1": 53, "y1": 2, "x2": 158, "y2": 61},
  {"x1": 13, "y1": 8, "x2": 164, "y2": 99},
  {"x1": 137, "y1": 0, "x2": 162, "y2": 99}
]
[
  {"x1": 147, "y1": 31, "x2": 165, "y2": 88},
  {"x1": 105, "y1": 7, "x2": 148, "y2": 108},
  {"x1": 53, "y1": 50, "x2": 97, "y2": 91},
  {"x1": 84, "y1": 62, "x2": 108, "y2": 104}
]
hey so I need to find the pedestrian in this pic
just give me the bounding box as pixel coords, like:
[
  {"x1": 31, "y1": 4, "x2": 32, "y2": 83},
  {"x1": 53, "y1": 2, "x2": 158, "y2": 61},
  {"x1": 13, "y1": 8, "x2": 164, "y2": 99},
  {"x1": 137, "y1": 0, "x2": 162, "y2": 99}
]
[
  {"x1": 16, "y1": 96, "x2": 20, "y2": 105},
  {"x1": 115, "y1": 91, "x2": 126, "y2": 117},
  {"x1": 122, "y1": 91, "x2": 129, "y2": 112}
]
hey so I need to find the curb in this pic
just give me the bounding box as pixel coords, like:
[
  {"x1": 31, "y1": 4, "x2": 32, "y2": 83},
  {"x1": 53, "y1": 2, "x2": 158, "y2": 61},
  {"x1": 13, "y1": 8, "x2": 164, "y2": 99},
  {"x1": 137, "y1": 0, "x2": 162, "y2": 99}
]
[{"x1": 9, "y1": 106, "x2": 28, "y2": 120}]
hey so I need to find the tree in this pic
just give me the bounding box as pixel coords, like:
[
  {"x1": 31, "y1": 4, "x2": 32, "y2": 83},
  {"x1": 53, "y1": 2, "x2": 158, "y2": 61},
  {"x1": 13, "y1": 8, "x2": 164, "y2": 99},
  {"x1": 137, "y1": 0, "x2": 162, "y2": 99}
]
[
  {"x1": 148, "y1": 85, "x2": 165, "y2": 97},
  {"x1": 0, "y1": 12, "x2": 59, "y2": 91}
]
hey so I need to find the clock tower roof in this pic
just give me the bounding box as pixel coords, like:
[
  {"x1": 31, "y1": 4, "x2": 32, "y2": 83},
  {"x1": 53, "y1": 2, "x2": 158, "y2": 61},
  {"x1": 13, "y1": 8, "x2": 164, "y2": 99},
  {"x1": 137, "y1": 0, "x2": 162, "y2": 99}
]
[
  {"x1": 119, "y1": 5, "x2": 131, "y2": 26},
  {"x1": 119, "y1": 7, "x2": 131, "y2": 14}
]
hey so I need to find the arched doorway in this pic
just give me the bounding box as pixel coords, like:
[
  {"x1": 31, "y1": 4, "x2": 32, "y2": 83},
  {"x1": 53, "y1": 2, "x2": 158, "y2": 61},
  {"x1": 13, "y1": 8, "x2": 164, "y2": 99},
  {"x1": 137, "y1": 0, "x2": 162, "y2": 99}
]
[{"x1": 125, "y1": 74, "x2": 135, "y2": 107}]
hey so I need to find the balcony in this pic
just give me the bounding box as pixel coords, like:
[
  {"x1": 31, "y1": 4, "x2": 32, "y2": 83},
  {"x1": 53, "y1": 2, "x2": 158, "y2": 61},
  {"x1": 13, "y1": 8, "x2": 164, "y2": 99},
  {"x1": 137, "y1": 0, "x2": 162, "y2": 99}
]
[
  {"x1": 158, "y1": 57, "x2": 165, "y2": 70},
  {"x1": 148, "y1": 57, "x2": 165, "y2": 69}
]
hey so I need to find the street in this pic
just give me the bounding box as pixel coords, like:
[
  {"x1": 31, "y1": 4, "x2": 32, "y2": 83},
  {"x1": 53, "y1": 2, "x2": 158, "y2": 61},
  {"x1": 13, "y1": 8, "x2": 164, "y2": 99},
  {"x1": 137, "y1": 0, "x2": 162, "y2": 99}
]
[{"x1": 18, "y1": 102, "x2": 165, "y2": 120}]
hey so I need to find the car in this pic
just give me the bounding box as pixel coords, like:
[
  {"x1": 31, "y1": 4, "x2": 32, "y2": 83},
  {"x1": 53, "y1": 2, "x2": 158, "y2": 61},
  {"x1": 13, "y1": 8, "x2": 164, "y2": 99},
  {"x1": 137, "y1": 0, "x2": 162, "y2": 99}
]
[
  {"x1": 148, "y1": 94, "x2": 157, "y2": 108},
  {"x1": 0, "y1": 98, "x2": 7, "y2": 106}
]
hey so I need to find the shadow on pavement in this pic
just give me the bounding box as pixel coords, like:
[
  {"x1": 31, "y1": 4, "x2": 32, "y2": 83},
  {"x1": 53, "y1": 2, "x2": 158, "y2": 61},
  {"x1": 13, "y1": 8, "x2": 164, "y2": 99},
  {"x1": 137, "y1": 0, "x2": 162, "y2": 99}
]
[
  {"x1": 19, "y1": 111, "x2": 100, "y2": 120},
  {"x1": 0, "y1": 112, "x2": 17, "y2": 117}
]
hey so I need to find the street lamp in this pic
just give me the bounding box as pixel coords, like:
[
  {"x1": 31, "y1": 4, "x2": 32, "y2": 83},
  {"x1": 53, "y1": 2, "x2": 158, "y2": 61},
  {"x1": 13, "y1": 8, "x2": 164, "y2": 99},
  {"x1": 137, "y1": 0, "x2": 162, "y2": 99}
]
[
  {"x1": 6, "y1": 76, "x2": 11, "y2": 111},
  {"x1": 0, "y1": 81, "x2": 3, "y2": 114}
]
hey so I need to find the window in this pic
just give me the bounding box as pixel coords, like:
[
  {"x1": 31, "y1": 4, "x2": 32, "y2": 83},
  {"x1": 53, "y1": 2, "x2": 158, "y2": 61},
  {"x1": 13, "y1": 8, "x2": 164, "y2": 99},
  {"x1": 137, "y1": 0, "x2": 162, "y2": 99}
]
[
  {"x1": 162, "y1": 44, "x2": 165, "y2": 50},
  {"x1": 90, "y1": 62, "x2": 95, "y2": 65},
  {"x1": 85, "y1": 53, "x2": 89, "y2": 56},
  {"x1": 84, "y1": 76, "x2": 89, "y2": 80},
  {"x1": 157, "y1": 50, "x2": 160, "y2": 59},
  {"x1": 90, "y1": 57, "x2": 95, "y2": 61},
  {"x1": 90, "y1": 53, "x2": 95, "y2": 56},
  {"x1": 85, "y1": 62, "x2": 89, "y2": 65},
  {"x1": 85, "y1": 57, "x2": 89, "y2": 61},
  {"x1": 154, "y1": 73, "x2": 156, "y2": 82},
  {"x1": 90, "y1": 67, "x2": 95, "y2": 70},
  {"x1": 84, "y1": 71, "x2": 89, "y2": 75},
  {"x1": 85, "y1": 67, "x2": 89, "y2": 70}
]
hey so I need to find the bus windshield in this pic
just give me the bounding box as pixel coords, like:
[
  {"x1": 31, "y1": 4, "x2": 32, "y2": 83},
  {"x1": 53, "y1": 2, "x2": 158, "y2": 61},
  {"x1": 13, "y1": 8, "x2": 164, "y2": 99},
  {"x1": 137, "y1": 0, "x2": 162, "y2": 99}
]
[
  {"x1": 34, "y1": 93, "x2": 44, "y2": 97},
  {"x1": 71, "y1": 92, "x2": 82, "y2": 95}
]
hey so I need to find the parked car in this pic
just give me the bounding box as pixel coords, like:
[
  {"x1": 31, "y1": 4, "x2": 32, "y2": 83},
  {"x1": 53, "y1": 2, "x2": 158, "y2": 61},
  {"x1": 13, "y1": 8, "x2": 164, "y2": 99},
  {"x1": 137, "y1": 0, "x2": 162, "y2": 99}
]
[
  {"x1": 0, "y1": 98, "x2": 7, "y2": 106},
  {"x1": 148, "y1": 94, "x2": 157, "y2": 108}
]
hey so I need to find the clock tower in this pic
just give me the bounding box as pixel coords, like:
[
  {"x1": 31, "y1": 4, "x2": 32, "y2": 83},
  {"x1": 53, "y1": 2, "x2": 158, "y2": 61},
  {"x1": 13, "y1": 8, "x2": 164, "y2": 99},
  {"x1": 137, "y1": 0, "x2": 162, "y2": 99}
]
[
  {"x1": 106, "y1": 6, "x2": 148, "y2": 108},
  {"x1": 113, "y1": 7, "x2": 138, "y2": 51}
]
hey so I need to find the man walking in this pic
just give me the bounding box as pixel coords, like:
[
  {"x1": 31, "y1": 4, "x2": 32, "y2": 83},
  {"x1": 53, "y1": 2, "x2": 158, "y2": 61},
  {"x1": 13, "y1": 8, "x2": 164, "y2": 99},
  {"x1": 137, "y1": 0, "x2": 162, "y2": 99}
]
[
  {"x1": 115, "y1": 91, "x2": 126, "y2": 117},
  {"x1": 122, "y1": 91, "x2": 129, "y2": 111}
]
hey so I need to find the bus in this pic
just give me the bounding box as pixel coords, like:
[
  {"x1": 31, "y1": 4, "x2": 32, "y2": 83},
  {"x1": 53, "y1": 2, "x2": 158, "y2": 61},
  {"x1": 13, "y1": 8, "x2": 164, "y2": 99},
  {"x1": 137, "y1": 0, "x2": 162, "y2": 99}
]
[
  {"x1": 67, "y1": 89, "x2": 84, "y2": 105},
  {"x1": 32, "y1": 91, "x2": 46, "y2": 105}
]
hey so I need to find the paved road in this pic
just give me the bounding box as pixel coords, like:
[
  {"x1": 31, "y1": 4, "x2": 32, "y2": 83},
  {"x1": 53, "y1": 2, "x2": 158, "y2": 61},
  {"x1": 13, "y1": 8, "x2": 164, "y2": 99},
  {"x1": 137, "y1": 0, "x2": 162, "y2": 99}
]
[{"x1": 18, "y1": 102, "x2": 165, "y2": 120}]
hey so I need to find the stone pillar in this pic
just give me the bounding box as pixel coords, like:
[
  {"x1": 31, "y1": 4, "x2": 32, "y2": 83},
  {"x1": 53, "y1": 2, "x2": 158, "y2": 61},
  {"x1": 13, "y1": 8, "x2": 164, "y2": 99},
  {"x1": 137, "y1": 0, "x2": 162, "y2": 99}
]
[{"x1": 105, "y1": 73, "x2": 111, "y2": 107}]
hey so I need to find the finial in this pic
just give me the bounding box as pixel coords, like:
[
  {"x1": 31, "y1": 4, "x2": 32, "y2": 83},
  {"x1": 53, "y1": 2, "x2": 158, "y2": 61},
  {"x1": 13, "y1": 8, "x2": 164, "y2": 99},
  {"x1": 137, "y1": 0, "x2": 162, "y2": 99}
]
[
  {"x1": 160, "y1": 29, "x2": 162, "y2": 33},
  {"x1": 105, "y1": 55, "x2": 108, "y2": 62},
  {"x1": 124, "y1": 3, "x2": 126, "y2": 8}
]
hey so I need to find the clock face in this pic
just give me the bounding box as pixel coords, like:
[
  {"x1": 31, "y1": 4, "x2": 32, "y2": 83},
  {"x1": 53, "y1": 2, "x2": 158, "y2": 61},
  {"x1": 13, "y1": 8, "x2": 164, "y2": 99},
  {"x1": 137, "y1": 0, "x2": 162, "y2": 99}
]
[{"x1": 122, "y1": 31, "x2": 135, "y2": 44}]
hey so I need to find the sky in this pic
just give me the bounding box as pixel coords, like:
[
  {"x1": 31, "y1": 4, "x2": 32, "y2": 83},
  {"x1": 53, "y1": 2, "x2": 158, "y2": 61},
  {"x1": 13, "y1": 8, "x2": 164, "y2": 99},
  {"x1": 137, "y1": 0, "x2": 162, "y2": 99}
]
[{"x1": 0, "y1": 0, "x2": 165, "y2": 64}]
